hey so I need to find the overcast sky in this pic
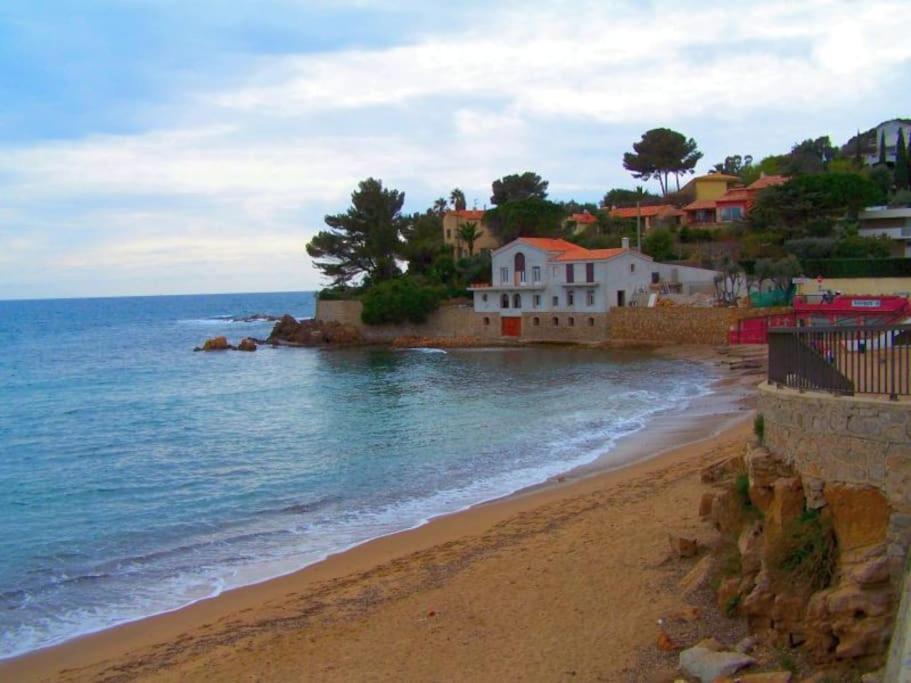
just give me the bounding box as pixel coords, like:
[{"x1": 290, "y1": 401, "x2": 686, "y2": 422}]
[{"x1": 1, "y1": 0, "x2": 909, "y2": 299}]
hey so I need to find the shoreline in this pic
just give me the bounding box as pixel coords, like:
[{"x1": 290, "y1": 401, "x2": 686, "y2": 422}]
[{"x1": 2, "y1": 344, "x2": 762, "y2": 682}]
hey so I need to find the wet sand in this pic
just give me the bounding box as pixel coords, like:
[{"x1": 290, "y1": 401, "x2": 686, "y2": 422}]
[{"x1": 1, "y1": 345, "x2": 764, "y2": 682}]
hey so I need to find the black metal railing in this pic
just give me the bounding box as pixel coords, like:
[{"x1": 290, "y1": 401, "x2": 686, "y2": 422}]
[{"x1": 768, "y1": 324, "x2": 911, "y2": 400}]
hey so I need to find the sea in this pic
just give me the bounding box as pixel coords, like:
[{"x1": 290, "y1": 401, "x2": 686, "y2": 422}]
[{"x1": 0, "y1": 291, "x2": 714, "y2": 658}]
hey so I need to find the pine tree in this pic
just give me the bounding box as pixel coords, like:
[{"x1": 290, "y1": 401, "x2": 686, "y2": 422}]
[
  {"x1": 879, "y1": 131, "x2": 887, "y2": 165},
  {"x1": 853, "y1": 129, "x2": 863, "y2": 168},
  {"x1": 895, "y1": 128, "x2": 910, "y2": 190}
]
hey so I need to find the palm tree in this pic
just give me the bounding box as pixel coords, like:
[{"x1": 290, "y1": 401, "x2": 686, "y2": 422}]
[
  {"x1": 432, "y1": 197, "x2": 448, "y2": 215},
  {"x1": 450, "y1": 188, "x2": 467, "y2": 211},
  {"x1": 457, "y1": 221, "x2": 483, "y2": 257}
]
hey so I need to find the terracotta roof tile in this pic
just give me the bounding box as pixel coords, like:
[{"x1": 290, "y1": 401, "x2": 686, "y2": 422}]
[
  {"x1": 609, "y1": 204, "x2": 683, "y2": 219},
  {"x1": 747, "y1": 175, "x2": 789, "y2": 191},
  {"x1": 570, "y1": 211, "x2": 598, "y2": 224},
  {"x1": 447, "y1": 209, "x2": 485, "y2": 219},
  {"x1": 683, "y1": 199, "x2": 718, "y2": 211}
]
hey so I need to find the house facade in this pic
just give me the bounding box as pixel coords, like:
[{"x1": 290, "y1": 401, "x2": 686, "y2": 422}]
[
  {"x1": 608, "y1": 204, "x2": 684, "y2": 231},
  {"x1": 442, "y1": 210, "x2": 502, "y2": 258},
  {"x1": 469, "y1": 237, "x2": 719, "y2": 338},
  {"x1": 858, "y1": 206, "x2": 911, "y2": 257}
]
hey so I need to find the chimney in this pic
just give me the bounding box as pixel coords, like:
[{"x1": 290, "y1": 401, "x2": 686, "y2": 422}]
[{"x1": 621, "y1": 237, "x2": 630, "y2": 250}]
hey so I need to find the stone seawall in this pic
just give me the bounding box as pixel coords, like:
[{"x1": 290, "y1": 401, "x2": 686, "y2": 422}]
[
  {"x1": 314, "y1": 299, "x2": 502, "y2": 342},
  {"x1": 609, "y1": 307, "x2": 791, "y2": 346},
  {"x1": 316, "y1": 298, "x2": 790, "y2": 346},
  {"x1": 758, "y1": 383, "x2": 911, "y2": 568}
]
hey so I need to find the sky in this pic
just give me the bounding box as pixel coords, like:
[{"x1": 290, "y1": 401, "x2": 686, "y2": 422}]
[{"x1": 1, "y1": 0, "x2": 910, "y2": 299}]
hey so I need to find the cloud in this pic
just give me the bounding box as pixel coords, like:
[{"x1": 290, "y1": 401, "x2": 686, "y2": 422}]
[{"x1": 1, "y1": 0, "x2": 910, "y2": 297}]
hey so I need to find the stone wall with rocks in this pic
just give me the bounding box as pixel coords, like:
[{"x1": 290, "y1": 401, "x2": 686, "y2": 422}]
[
  {"x1": 314, "y1": 299, "x2": 502, "y2": 342},
  {"x1": 609, "y1": 307, "x2": 792, "y2": 346},
  {"x1": 518, "y1": 313, "x2": 611, "y2": 343},
  {"x1": 758, "y1": 383, "x2": 911, "y2": 570}
]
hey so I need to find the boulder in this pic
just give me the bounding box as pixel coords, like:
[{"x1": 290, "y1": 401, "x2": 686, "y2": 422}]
[
  {"x1": 711, "y1": 490, "x2": 745, "y2": 536},
  {"x1": 668, "y1": 534, "x2": 699, "y2": 559},
  {"x1": 201, "y1": 336, "x2": 231, "y2": 351},
  {"x1": 679, "y1": 640, "x2": 755, "y2": 682},
  {"x1": 763, "y1": 477, "x2": 805, "y2": 551},
  {"x1": 717, "y1": 576, "x2": 741, "y2": 613},
  {"x1": 746, "y1": 447, "x2": 792, "y2": 512},
  {"x1": 699, "y1": 492, "x2": 716, "y2": 519},
  {"x1": 823, "y1": 485, "x2": 889, "y2": 557},
  {"x1": 679, "y1": 554, "x2": 715, "y2": 597},
  {"x1": 738, "y1": 521, "x2": 764, "y2": 576},
  {"x1": 702, "y1": 456, "x2": 745, "y2": 484},
  {"x1": 237, "y1": 338, "x2": 257, "y2": 352},
  {"x1": 826, "y1": 584, "x2": 891, "y2": 618},
  {"x1": 850, "y1": 556, "x2": 891, "y2": 586},
  {"x1": 832, "y1": 614, "x2": 893, "y2": 659}
]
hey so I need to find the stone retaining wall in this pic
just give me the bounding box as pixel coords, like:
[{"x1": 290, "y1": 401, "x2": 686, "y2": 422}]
[
  {"x1": 314, "y1": 299, "x2": 501, "y2": 342},
  {"x1": 317, "y1": 298, "x2": 790, "y2": 346},
  {"x1": 758, "y1": 383, "x2": 911, "y2": 566}
]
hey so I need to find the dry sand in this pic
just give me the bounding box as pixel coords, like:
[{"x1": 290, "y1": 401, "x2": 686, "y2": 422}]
[{"x1": 2, "y1": 346, "x2": 765, "y2": 683}]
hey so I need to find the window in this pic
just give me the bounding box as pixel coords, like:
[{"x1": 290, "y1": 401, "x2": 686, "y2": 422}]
[
  {"x1": 446, "y1": 229, "x2": 452, "y2": 239},
  {"x1": 552, "y1": 317, "x2": 559, "y2": 326},
  {"x1": 567, "y1": 291, "x2": 574, "y2": 307},
  {"x1": 585, "y1": 262, "x2": 594, "y2": 282},
  {"x1": 483, "y1": 317, "x2": 490, "y2": 326},
  {"x1": 552, "y1": 266, "x2": 558, "y2": 277},
  {"x1": 587, "y1": 290, "x2": 595, "y2": 306},
  {"x1": 533, "y1": 317, "x2": 540, "y2": 326},
  {"x1": 630, "y1": 263, "x2": 635, "y2": 273},
  {"x1": 720, "y1": 206, "x2": 744, "y2": 222},
  {"x1": 532, "y1": 266, "x2": 541, "y2": 282},
  {"x1": 587, "y1": 317, "x2": 595, "y2": 327},
  {"x1": 565, "y1": 263, "x2": 575, "y2": 283},
  {"x1": 513, "y1": 293, "x2": 521, "y2": 308},
  {"x1": 568, "y1": 317, "x2": 575, "y2": 327},
  {"x1": 500, "y1": 267, "x2": 509, "y2": 284},
  {"x1": 514, "y1": 253, "x2": 526, "y2": 283},
  {"x1": 482, "y1": 293, "x2": 488, "y2": 302},
  {"x1": 533, "y1": 294, "x2": 541, "y2": 308},
  {"x1": 552, "y1": 295, "x2": 559, "y2": 306},
  {"x1": 501, "y1": 293, "x2": 510, "y2": 308}
]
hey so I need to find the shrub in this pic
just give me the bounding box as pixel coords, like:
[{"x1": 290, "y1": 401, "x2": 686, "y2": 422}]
[
  {"x1": 800, "y1": 258, "x2": 911, "y2": 278},
  {"x1": 754, "y1": 413, "x2": 765, "y2": 445},
  {"x1": 735, "y1": 473, "x2": 752, "y2": 510},
  {"x1": 724, "y1": 594, "x2": 741, "y2": 618},
  {"x1": 360, "y1": 277, "x2": 445, "y2": 325},
  {"x1": 769, "y1": 509, "x2": 837, "y2": 591}
]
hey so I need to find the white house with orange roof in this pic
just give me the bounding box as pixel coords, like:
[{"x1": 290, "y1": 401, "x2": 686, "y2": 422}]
[{"x1": 469, "y1": 237, "x2": 719, "y2": 337}]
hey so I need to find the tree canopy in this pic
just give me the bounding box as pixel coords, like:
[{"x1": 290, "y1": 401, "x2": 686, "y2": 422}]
[
  {"x1": 490, "y1": 172, "x2": 549, "y2": 206},
  {"x1": 602, "y1": 186, "x2": 660, "y2": 207},
  {"x1": 749, "y1": 173, "x2": 885, "y2": 239},
  {"x1": 622, "y1": 128, "x2": 702, "y2": 195},
  {"x1": 483, "y1": 197, "x2": 565, "y2": 243},
  {"x1": 450, "y1": 188, "x2": 467, "y2": 211},
  {"x1": 895, "y1": 128, "x2": 909, "y2": 191},
  {"x1": 306, "y1": 178, "x2": 405, "y2": 286}
]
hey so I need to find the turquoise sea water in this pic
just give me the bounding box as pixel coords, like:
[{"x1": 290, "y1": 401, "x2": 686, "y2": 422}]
[{"x1": 0, "y1": 291, "x2": 712, "y2": 658}]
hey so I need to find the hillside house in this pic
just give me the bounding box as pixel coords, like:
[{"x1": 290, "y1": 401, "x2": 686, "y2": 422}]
[
  {"x1": 858, "y1": 206, "x2": 911, "y2": 257},
  {"x1": 469, "y1": 237, "x2": 718, "y2": 337},
  {"x1": 443, "y1": 210, "x2": 502, "y2": 258},
  {"x1": 608, "y1": 204, "x2": 685, "y2": 231}
]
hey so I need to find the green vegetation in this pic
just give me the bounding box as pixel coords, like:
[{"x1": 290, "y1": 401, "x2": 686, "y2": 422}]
[
  {"x1": 643, "y1": 228, "x2": 674, "y2": 261},
  {"x1": 735, "y1": 473, "x2": 752, "y2": 510},
  {"x1": 360, "y1": 277, "x2": 446, "y2": 325},
  {"x1": 306, "y1": 177, "x2": 406, "y2": 286},
  {"x1": 754, "y1": 413, "x2": 765, "y2": 445},
  {"x1": 801, "y1": 257, "x2": 911, "y2": 278},
  {"x1": 623, "y1": 127, "x2": 702, "y2": 195},
  {"x1": 484, "y1": 196, "x2": 565, "y2": 243},
  {"x1": 723, "y1": 594, "x2": 741, "y2": 618},
  {"x1": 490, "y1": 171, "x2": 549, "y2": 206},
  {"x1": 770, "y1": 509, "x2": 837, "y2": 591}
]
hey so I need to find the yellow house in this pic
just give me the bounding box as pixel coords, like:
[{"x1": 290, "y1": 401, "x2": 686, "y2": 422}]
[
  {"x1": 442, "y1": 210, "x2": 502, "y2": 258},
  {"x1": 679, "y1": 173, "x2": 741, "y2": 202}
]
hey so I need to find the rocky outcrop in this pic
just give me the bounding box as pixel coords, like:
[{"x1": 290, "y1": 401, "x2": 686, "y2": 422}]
[
  {"x1": 267, "y1": 315, "x2": 362, "y2": 346},
  {"x1": 197, "y1": 336, "x2": 232, "y2": 351},
  {"x1": 237, "y1": 338, "x2": 257, "y2": 352},
  {"x1": 700, "y1": 444, "x2": 898, "y2": 668}
]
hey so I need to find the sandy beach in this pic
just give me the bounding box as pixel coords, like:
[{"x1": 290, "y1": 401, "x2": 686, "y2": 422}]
[{"x1": 2, "y1": 346, "x2": 764, "y2": 682}]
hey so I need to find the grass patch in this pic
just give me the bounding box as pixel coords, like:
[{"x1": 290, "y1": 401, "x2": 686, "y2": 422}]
[
  {"x1": 775, "y1": 647, "x2": 799, "y2": 674},
  {"x1": 735, "y1": 473, "x2": 753, "y2": 510},
  {"x1": 769, "y1": 509, "x2": 837, "y2": 591},
  {"x1": 724, "y1": 594, "x2": 741, "y2": 618},
  {"x1": 754, "y1": 413, "x2": 765, "y2": 444}
]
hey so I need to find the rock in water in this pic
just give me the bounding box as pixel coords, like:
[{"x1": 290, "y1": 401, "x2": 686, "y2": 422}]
[
  {"x1": 237, "y1": 338, "x2": 257, "y2": 352},
  {"x1": 201, "y1": 336, "x2": 231, "y2": 351},
  {"x1": 679, "y1": 640, "x2": 755, "y2": 682}
]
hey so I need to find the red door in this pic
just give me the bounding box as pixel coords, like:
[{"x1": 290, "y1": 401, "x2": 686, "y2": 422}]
[{"x1": 501, "y1": 317, "x2": 522, "y2": 337}]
